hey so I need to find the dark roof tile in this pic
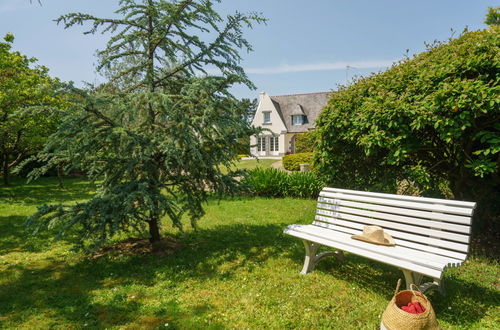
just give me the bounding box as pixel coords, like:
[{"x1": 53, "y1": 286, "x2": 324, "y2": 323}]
[{"x1": 270, "y1": 91, "x2": 333, "y2": 133}]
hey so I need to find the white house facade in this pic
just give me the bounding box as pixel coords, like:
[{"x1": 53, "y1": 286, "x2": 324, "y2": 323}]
[{"x1": 250, "y1": 91, "x2": 332, "y2": 157}]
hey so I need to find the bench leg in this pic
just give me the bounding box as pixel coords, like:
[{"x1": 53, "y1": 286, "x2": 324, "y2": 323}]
[
  {"x1": 402, "y1": 269, "x2": 424, "y2": 289},
  {"x1": 300, "y1": 240, "x2": 345, "y2": 274},
  {"x1": 401, "y1": 269, "x2": 445, "y2": 295},
  {"x1": 301, "y1": 240, "x2": 320, "y2": 274},
  {"x1": 436, "y1": 278, "x2": 446, "y2": 295},
  {"x1": 316, "y1": 250, "x2": 345, "y2": 264}
]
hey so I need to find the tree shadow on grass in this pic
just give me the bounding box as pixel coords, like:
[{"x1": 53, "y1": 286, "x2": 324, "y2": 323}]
[
  {"x1": 0, "y1": 178, "x2": 95, "y2": 255},
  {"x1": 0, "y1": 254, "x2": 224, "y2": 329},
  {"x1": 0, "y1": 214, "x2": 78, "y2": 254},
  {"x1": 0, "y1": 259, "x2": 138, "y2": 328},
  {"x1": 0, "y1": 221, "x2": 498, "y2": 328},
  {"x1": 0, "y1": 215, "x2": 32, "y2": 253},
  {"x1": 0, "y1": 177, "x2": 95, "y2": 206},
  {"x1": 0, "y1": 222, "x2": 289, "y2": 328}
]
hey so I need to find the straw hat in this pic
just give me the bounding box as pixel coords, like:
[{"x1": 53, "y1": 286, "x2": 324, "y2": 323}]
[{"x1": 352, "y1": 225, "x2": 395, "y2": 246}]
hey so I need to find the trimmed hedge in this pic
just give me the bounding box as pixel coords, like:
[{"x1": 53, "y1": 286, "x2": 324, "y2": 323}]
[
  {"x1": 243, "y1": 168, "x2": 324, "y2": 199},
  {"x1": 315, "y1": 27, "x2": 500, "y2": 234},
  {"x1": 282, "y1": 152, "x2": 314, "y2": 171},
  {"x1": 295, "y1": 132, "x2": 316, "y2": 153}
]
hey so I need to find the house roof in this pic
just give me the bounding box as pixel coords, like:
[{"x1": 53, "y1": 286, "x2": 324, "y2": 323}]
[
  {"x1": 290, "y1": 104, "x2": 306, "y2": 116},
  {"x1": 270, "y1": 92, "x2": 332, "y2": 133}
]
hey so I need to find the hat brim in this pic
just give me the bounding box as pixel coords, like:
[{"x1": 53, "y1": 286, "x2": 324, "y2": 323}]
[{"x1": 351, "y1": 233, "x2": 395, "y2": 246}]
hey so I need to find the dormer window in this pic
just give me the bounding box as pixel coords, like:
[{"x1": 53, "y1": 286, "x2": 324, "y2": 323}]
[
  {"x1": 263, "y1": 111, "x2": 271, "y2": 124},
  {"x1": 291, "y1": 104, "x2": 307, "y2": 126},
  {"x1": 292, "y1": 115, "x2": 306, "y2": 125}
]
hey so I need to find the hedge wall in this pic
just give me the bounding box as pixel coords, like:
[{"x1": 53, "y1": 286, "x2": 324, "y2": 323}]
[
  {"x1": 295, "y1": 131, "x2": 316, "y2": 153},
  {"x1": 282, "y1": 152, "x2": 314, "y2": 171},
  {"x1": 315, "y1": 26, "x2": 500, "y2": 234}
]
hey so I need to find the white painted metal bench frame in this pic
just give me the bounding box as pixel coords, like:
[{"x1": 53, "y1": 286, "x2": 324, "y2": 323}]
[{"x1": 284, "y1": 187, "x2": 476, "y2": 294}]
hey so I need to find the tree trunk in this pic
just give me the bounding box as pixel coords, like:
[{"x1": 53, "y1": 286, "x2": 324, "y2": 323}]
[
  {"x1": 2, "y1": 153, "x2": 9, "y2": 186},
  {"x1": 57, "y1": 165, "x2": 64, "y2": 188},
  {"x1": 148, "y1": 217, "x2": 162, "y2": 252}
]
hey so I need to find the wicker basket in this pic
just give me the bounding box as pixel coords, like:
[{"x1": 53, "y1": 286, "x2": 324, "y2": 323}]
[{"x1": 381, "y1": 279, "x2": 439, "y2": 330}]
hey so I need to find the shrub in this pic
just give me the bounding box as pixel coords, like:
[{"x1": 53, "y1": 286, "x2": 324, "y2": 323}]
[
  {"x1": 315, "y1": 27, "x2": 500, "y2": 233},
  {"x1": 295, "y1": 132, "x2": 316, "y2": 153},
  {"x1": 286, "y1": 171, "x2": 324, "y2": 198},
  {"x1": 282, "y1": 152, "x2": 314, "y2": 171},
  {"x1": 243, "y1": 168, "x2": 324, "y2": 199},
  {"x1": 242, "y1": 168, "x2": 289, "y2": 197}
]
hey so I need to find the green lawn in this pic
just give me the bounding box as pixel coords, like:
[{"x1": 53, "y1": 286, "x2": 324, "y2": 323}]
[
  {"x1": 233, "y1": 158, "x2": 277, "y2": 171},
  {"x1": 0, "y1": 178, "x2": 498, "y2": 329}
]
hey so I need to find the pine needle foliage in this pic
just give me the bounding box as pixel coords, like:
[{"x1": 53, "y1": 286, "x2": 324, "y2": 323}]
[{"x1": 27, "y1": 0, "x2": 265, "y2": 252}]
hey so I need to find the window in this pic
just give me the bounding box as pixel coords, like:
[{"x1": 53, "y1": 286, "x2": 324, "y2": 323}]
[
  {"x1": 292, "y1": 115, "x2": 304, "y2": 125},
  {"x1": 269, "y1": 136, "x2": 279, "y2": 152},
  {"x1": 257, "y1": 137, "x2": 266, "y2": 152},
  {"x1": 263, "y1": 112, "x2": 271, "y2": 124}
]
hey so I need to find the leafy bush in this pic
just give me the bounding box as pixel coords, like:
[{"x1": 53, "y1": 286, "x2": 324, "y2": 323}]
[
  {"x1": 315, "y1": 27, "x2": 500, "y2": 233},
  {"x1": 282, "y1": 152, "x2": 314, "y2": 171},
  {"x1": 243, "y1": 168, "x2": 324, "y2": 199},
  {"x1": 286, "y1": 171, "x2": 324, "y2": 198},
  {"x1": 295, "y1": 132, "x2": 316, "y2": 153},
  {"x1": 242, "y1": 168, "x2": 289, "y2": 197}
]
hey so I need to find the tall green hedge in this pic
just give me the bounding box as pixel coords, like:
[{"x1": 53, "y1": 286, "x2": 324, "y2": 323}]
[
  {"x1": 282, "y1": 152, "x2": 314, "y2": 171},
  {"x1": 295, "y1": 131, "x2": 316, "y2": 153},
  {"x1": 315, "y1": 27, "x2": 499, "y2": 233}
]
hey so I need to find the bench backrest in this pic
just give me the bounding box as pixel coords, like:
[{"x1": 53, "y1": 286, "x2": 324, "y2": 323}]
[{"x1": 315, "y1": 188, "x2": 476, "y2": 261}]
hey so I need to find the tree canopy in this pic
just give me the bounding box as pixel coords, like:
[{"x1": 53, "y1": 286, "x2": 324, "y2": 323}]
[
  {"x1": 0, "y1": 34, "x2": 67, "y2": 186},
  {"x1": 485, "y1": 6, "x2": 500, "y2": 26},
  {"x1": 315, "y1": 26, "x2": 499, "y2": 233},
  {"x1": 28, "y1": 0, "x2": 265, "y2": 252}
]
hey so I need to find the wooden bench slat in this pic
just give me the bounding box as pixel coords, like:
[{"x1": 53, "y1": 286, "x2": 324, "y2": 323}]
[
  {"x1": 317, "y1": 201, "x2": 471, "y2": 233},
  {"x1": 291, "y1": 224, "x2": 464, "y2": 269},
  {"x1": 316, "y1": 208, "x2": 470, "y2": 243},
  {"x1": 323, "y1": 187, "x2": 476, "y2": 208},
  {"x1": 311, "y1": 221, "x2": 468, "y2": 261},
  {"x1": 285, "y1": 225, "x2": 443, "y2": 279},
  {"x1": 319, "y1": 191, "x2": 474, "y2": 217},
  {"x1": 318, "y1": 197, "x2": 472, "y2": 225},
  {"x1": 315, "y1": 215, "x2": 469, "y2": 253}
]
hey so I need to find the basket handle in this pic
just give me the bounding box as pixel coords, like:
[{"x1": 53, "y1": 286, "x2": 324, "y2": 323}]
[
  {"x1": 409, "y1": 283, "x2": 422, "y2": 295},
  {"x1": 394, "y1": 279, "x2": 402, "y2": 296}
]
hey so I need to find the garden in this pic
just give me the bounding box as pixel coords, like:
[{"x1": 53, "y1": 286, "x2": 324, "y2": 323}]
[
  {"x1": 1, "y1": 1, "x2": 499, "y2": 329},
  {"x1": 0, "y1": 176, "x2": 498, "y2": 329}
]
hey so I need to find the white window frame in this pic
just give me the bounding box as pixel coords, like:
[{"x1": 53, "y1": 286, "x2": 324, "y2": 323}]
[
  {"x1": 292, "y1": 115, "x2": 304, "y2": 125},
  {"x1": 257, "y1": 136, "x2": 266, "y2": 152},
  {"x1": 263, "y1": 111, "x2": 271, "y2": 124},
  {"x1": 269, "y1": 136, "x2": 279, "y2": 152}
]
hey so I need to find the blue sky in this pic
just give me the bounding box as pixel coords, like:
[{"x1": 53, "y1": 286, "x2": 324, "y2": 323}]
[{"x1": 1, "y1": 0, "x2": 496, "y2": 99}]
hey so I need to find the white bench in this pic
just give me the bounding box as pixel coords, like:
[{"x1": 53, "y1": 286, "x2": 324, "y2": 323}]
[{"x1": 284, "y1": 187, "x2": 476, "y2": 294}]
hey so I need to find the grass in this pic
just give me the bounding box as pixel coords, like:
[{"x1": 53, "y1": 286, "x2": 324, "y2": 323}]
[
  {"x1": 0, "y1": 177, "x2": 499, "y2": 329},
  {"x1": 232, "y1": 158, "x2": 277, "y2": 171}
]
